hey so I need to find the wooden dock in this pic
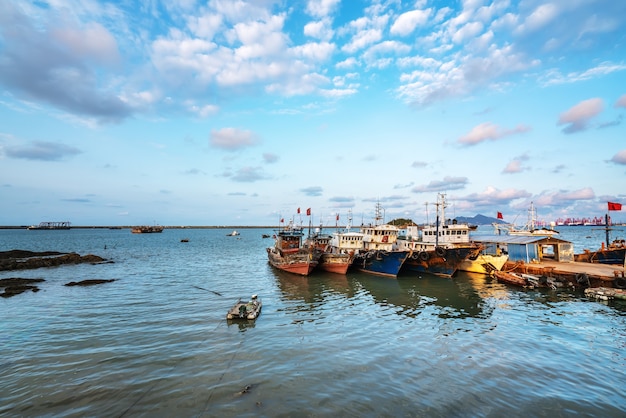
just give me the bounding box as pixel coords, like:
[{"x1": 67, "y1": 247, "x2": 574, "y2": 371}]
[{"x1": 503, "y1": 260, "x2": 625, "y2": 289}]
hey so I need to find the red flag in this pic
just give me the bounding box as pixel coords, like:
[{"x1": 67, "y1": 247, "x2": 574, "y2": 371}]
[
  {"x1": 297, "y1": 207, "x2": 300, "y2": 214},
  {"x1": 280, "y1": 218, "x2": 284, "y2": 223},
  {"x1": 497, "y1": 212, "x2": 503, "y2": 219},
  {"x1": 306, "y1": 208, "x2": 311, "y2": 216},
  {"x1": 336, "y1": 213, "x2": 339, "y2": 221},
  {"x1": 608, "y1": 202, "x2": 622, "y2": 211}
]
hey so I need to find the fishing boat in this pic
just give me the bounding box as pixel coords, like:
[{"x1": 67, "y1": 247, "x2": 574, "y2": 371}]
[
  {"x1": 305, "y1": 213, "x2": 363, "y2": 274},
  {"x1": 267, "y1": 220, "x2": 319, "y2": 276},
  {"x1": 131, "y1": 225, "x2": 164, "y2": 233},
  {"x1": 493, "y1": 202, "x2": 559, "y2": 237},
  {"x1": 352, "y1": 203, "x2": 409, "y2": 278},
  {"x1": 226, "y1": 295, "x2": 262, "y2": 320},
  {"x1": 304, "y1": 226, "x2": 353, "y2": 275},
  {"x1": 458, "y1": 253, "x2": 509, "y2": 275},
  {"x1": 227, "y1": 230, "x2": 240, "y2": 236},
  {"x1": 395, "y1": 194, "x2": 480, "y2": 278},
  {"x1": 574, "y1": 214, "x2": 625, "y2": 265}
]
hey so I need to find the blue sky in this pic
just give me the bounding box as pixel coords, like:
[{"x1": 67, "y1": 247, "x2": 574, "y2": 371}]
[{"x1": 1, "y1": 0, "x2": 625, "y2": 227}]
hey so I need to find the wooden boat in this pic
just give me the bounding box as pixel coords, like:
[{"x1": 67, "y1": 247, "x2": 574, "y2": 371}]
[
  {"x1": 131, "y1": 225, "x2": 164, "y2": 233},
  {"x1": 584, "y1": 287, "x2": 626, "y2": 301},
  {"x1": 575, "y1": 239, "x2": 625, "y2": 265},
  {"x1": 574, "y1": 215, "x2": 625, "y2": 265},
  {"x1": 227, "y1": 295, "x2": 262, "y2": 320},
  {"x1": 491, "y1": 270, "x2": 557, "y2": 288},
  {"x1": 267, "y1": 220, "x2": 318, "y2": 276}
]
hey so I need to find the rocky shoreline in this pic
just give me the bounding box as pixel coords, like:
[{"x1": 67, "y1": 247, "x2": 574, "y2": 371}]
[{"x1": 0, "y1": 250, "x2": 112, "y2": 297}]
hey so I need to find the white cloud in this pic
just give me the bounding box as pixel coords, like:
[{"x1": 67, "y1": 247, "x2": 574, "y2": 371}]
[
  {"x1": 210, "y1": 128, "x2": 258, "y2": 151},
  {"x1": 390, "y1": 9, "x2": 431, "y2": 36},
  {"x1": 459, "y1": 122, "x2": 531, "y2": 145},
  {"x1": 557, "y1": 98, "x2": 604, "y2": 133},
  {"x1": 610, "y1": 150, "x2": 626, "y2": 165}
]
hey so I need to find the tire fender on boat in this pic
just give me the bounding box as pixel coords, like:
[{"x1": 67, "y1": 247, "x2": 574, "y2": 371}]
[
  {"x1": 419, "y1": 251, "x2": 430, "y2": 261},
  {"x1": 435, "y1": 247, "x2": 446, "y2": 257},
  {"x1": 576, "y1": 273, "x2": 589, "y2": 286},
  {"x1": 614, "y1": 277, "x2": 626, "y2": 289}
]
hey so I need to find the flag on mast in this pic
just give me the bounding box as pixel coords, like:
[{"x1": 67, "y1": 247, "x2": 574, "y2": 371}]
[
  {"x1": 608, "y1": 202, "x2": 622, "y2": 211},
  {"x1": 497, "y1": 212, "x2": 503, "y2": 219}
]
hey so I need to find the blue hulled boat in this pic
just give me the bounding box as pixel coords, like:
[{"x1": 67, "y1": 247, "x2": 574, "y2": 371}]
[{"x1": 351, "y1": 203, "x2": 409, "y2": 278}]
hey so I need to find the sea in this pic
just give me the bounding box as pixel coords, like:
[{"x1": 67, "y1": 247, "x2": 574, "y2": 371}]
[{"x1": 1, "y1": 225, "x2": 625, "y2": 417}]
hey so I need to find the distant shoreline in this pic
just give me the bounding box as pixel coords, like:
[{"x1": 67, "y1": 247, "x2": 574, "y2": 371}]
[{"x1": 0, "y1": 225, "x2": 278, "y2": 230}]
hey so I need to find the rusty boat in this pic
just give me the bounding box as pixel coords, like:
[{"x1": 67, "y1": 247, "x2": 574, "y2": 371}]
[{"x1": 267, "y1": 221, "x2": 319, "y2": 276}]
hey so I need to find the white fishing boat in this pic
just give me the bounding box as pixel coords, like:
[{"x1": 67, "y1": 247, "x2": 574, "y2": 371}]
[{"x1": 493, "y1": 202, "x2": 558, "y2": 237}]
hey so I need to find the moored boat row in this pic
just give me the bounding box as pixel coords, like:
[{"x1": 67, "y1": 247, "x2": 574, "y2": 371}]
[{"x1": 266, "y1": 196, "x2": 488, "y2": 278}]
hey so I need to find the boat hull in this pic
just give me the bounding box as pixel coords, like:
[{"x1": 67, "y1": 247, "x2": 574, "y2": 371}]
[
  {"x1": 227, "y1": 299, "x2": 262, "y2": 320},
  {"x1": 352, "y1": 250, "x2": 409, "y2": 278},
  {"x1": 317, "y1": 253, "x2": 352, "y2": 274},
  {"x1": 458, "y1": 254, "x2": 509, "y2": 274},
  {"x1": 402, "y1": 247, "x2": 477, "y2": 278},
  {"x1": 267, "y1": 248, "x2": 317, "y2": 276},
  {"x1": 574, "y1": 248, "x2": 625, "y2": 265}
]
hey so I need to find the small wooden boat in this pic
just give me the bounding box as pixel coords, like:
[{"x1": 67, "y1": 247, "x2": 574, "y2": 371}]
[{"x1": 227, "y1": 295, "x2": 262, "y2": 320}]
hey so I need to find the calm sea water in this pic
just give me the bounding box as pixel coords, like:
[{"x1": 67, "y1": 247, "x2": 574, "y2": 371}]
[{"x1": 1, "y1": 226, "x2": 625, "y2": 417}]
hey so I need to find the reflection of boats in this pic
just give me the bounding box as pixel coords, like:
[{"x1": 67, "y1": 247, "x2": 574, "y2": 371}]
[
  {"x1": 493, "y1": 202, "x2": 558, "y2": 237},
  {"x1": 28, "y1": 221, "x2": 71, "y2": 230},
  {"x1": 357, "y1": 272, "x2": 489, "y2": 319},
  {"x1": 267, "y1": 220, "x2": 319, "y2": 276},
  {"x1": 352, "y1": 203, "x2": 409, "y2": 278},
  {"x1": 574, "y1": 214, "x2": 625, "y2": 265},
  {"x1": 395, "y1": 194, "x2": 480, "y2": 277},
  {"x1": 131, "y1": 225, "x2": 164, "y2": 233},
  {"x1": 226, "y1": 295, "x2": 262, "y2": 320},
  {"x1": 227, "y1": 230, "x2": 240, "y2": 236}
]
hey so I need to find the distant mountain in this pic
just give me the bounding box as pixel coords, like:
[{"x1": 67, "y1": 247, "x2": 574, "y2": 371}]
[{"x1": 454, "y1": 214, "x2": 506, "y2": 225}]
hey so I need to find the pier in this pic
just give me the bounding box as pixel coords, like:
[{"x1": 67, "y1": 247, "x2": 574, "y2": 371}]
[{"x1": 503, "y1": 259, "x2": 625, "y2": 289}]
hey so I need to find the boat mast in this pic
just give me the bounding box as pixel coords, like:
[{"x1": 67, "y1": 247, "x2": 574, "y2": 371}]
[
  {"x1": 605, "y1": 213, "x2": 611, "y2": 247},
  {"x1": 374, "y1": 202, "x2": 383, "y2": 226}
]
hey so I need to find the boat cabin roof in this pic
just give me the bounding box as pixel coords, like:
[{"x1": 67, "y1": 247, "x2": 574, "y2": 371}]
[{"x1": 471, "y1": 234, "x2": 571, "y2": 245}]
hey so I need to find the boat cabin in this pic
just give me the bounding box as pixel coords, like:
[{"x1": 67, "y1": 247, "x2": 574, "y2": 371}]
[{"x1": 471, "y1": 235, "x2": 574, "y2": 263}]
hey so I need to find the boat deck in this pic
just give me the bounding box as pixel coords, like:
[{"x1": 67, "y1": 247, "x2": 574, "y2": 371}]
[{"x1": 504, "y1": 259, "x2": 625, "y2": 288}]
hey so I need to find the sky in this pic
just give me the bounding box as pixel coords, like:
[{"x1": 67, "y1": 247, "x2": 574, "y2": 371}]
[{"x1": 1, "y1": 0, "x2": 625, "y2": 227}]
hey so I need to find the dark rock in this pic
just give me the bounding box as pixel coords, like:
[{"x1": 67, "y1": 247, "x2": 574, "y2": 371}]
[
  {"x1": 0, "y1": 251, "x2": 107, "y2": 271},
  {"x1": 64, "y1": 279, "x2": 116, "y2": 286},
  {"x1": 0, "y1": 250, "x2": 66, "y2": 260},
  {"x1": 1, "y1": 285, "x2": 40, "y2": 297},
  {"x1": 0, "y1": 277, "x2": 45, "y2": 287}
]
